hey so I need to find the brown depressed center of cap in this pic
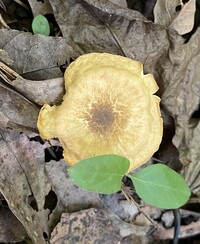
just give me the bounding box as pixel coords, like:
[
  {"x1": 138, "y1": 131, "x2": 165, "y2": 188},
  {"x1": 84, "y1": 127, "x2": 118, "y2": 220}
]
[{"x1": 88, "y1": 103, "x2": 116, "y2": 134}]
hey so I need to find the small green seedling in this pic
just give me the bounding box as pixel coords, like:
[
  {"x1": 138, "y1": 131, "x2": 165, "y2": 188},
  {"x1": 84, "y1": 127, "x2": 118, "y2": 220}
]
[
  {"x1": 32, "y1": 14, "x2": 50, "y2": 36},
  {"x1": 68, "y1": 154, "x2": 191, "y2": 209}
]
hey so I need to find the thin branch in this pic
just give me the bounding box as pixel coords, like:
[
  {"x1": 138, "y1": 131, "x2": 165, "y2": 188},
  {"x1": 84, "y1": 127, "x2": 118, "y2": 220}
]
[
  {"x1": 0, "y1": 13, "x2": 10, "y2": 29},
  {"x1": 121, "y1": 182, "x2": 158, "y2": 229}
]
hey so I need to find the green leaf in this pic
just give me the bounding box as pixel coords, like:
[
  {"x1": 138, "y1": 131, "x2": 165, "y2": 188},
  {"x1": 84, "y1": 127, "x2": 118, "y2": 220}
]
[
  {"x1": 68, "y1": 154, "x2": 130, "y2": 194},
  {"x1": 128, "y1": 164, "x2": 191, "y2": 209},
  {"x1": 32, "y1": 15, "x2": 50, "y2": 36}
]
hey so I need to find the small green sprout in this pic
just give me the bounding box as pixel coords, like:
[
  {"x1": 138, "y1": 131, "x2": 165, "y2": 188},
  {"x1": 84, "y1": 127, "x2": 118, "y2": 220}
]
[{"x1": 32, "y1": 14, "x2": 50, "y2": 36}]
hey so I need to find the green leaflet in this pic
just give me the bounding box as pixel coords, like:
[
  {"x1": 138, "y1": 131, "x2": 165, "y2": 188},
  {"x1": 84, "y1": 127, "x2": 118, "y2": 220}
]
[
  {"x1": 128, "y1": 164, "x2": 191, "y2": 209},
  {"x1": 68, "y1": 154, "x2": 130, "y2": 194},
  {"x1": 32, "y1": 15, "x2": 50, "y2": 36}
]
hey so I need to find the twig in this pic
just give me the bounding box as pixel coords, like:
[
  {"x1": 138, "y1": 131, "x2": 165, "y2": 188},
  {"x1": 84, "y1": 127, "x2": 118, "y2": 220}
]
[
  {"x1": 0, "y1": 61, "x2": 19, "y2": 81},
  {"x1": 121, "y1": 182, "x2": 158, "y2": 229},
  {"x1": 0, "y1": 13, "x2": 10, "y2": 29}
]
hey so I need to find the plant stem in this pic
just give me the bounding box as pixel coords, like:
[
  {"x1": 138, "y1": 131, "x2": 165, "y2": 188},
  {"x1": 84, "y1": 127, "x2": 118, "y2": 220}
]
[{"x1": 121, "y1": 182, "x2": 158, "y2": 229}]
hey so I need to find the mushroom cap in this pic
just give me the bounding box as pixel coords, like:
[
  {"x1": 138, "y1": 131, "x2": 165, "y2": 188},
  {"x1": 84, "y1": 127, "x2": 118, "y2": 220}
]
[{"x1": 37, "y1": 53, "x2": 163, "y2": 172}]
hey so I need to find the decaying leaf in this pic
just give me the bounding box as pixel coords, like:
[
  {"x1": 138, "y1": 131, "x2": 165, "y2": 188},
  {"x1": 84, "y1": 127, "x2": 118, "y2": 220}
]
[
  {"x1": 170, "y1": 0, "x2": 196, "y2": 35},
  {"x1": 160, "y1": 28, "x2": 200, "y2": 196},
  {"x1": 154, "y1": 0, "x2": 196, "y2": 35},
  {"x1": 45, "y1": 160, "x2": 100, "y2": 212},
  {"x1": 49, "y1": 0, "x2": 183, "y2": 75},
  {"x1": 109, "y1": 0, "x2": 127, "y2": 8},
  {"x1": 0, "y1": 61, "x2": 64, "y2": 132},
  {"x1": 0, "y1": 199, "x2": 28, "y2": 243},
  {"x1": 0, "y1": 29, "x2": 71, "y2": 80},
  {"x1": 154, "y1": 110, "x2": 182, "y2": 171},
  {"x1": 0, "y1": 0, "x2": 183, "y2": 99},
  {"x1": 0, "y1": 130, "x2": 101, "y2": 243},
  {"x1": 0, "y1": 49, "x2": 13, "y2": 65},
  {"x1": 0, "y1": 85, "x2": 39, "y2": 132},
  {"x1": 0, "y1": 130, "x2": 60, "y2": 243},
  {"x1": 12, "y1": 76, "x2": 64, "y2": 106},
  {"x1": 28, "y1": 0, "x2": 53, "y2": 16},
  {"x1": 180, "y1": 121, "x2": 200, "y2": 196},
  {"x1": 154, "y1": 0, "x2": 180, "y2": 26},
  {"x1": 0, "y1": 61, "x2": 64, "y2": 106}
]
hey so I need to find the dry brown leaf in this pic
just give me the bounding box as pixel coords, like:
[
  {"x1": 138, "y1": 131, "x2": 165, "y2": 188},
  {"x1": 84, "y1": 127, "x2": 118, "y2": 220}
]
[
  {"x1": 0, "y1": 29, "x2": 72, "y2": 80},
  {"x1": 109, "y1": 0, "x2": 127, "y2": 8},
  {"x1": 0, "y1": 202, "x2": 28, "y2": 243},
  {"x1": 0, "y1": 0, "x2": 183, "y2": 94},
  {"x1": 45, "y1": 160, "x2": 100, "y2": 212},
  {"x1": 0, "y1": 61, "x2": 64, "y2": 106},
  {"x1": 170, "y1": 0, "x2": 196, "y2": 35},
  {"x1": 0, "y1": 49, "x2": 13, "y2": 65},
  {"x1": 0, "y1": 130, "x2": 100, "y2": 243},
  {"x1": 180, "y1": 121, "x2": 200, "y2": 196},
  {"x1": 49, "y1": 0, "x2": 183, "y2": 75},
  {"x1": 154, "y1": 0, "x2": 180, "y2": 26},
  {"x1": 12, "y1": 76, "x2": 64, "y2": 105},
  {"x1": 0, "y1": 61, "x2": 64, "y2": 131},
  {"x1": 159, "y1": 27, "x2": 200, "y2": 196},
  {"x1": 0, "y1": 85, "x2": 39, "y2": 132},
  {"x1": 0, "y1": 130, "x2": 62, "y2": 243},
  {"x1": 28, "y1": 0, "x2": 53, "y2": 16}
]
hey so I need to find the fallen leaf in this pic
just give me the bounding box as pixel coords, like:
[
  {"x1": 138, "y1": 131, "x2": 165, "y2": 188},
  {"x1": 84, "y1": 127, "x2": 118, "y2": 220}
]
[
  {"x1": 0, "y1": 130, "x2": 100, "y2": 242},
  {"x1": 160, "y1": 27, "x2": 200, "y2": 196},
  {"x1": 0, "y1": 29, "x2": 72, "y2": 80},
  {"x1": 154, "y1": 0, "x2": 180, "y2": 26},
  {"x1": 0, "y1": 130, "x2": 60, "y2": 243},
  {"x1": 1, "y1": 61, "x2": 64, "y2": 106},
  {"x1": 180, "y1": 121, "x2": 200, "y2": 196},
  {"x1": 28, "y1": 0, "x2": 53, "y2": 16},
  {"x1": 49, "y1": 0, "x2": 183, "y2": 77},
  {"x1": 44, "y1": 160, "x2": 100, "y2": 212},
  {"x1": 109, "y1": 0, "x2": 127, "y2": 8},
  {"x1": 12, "y1": 76, "x2": 64, "y2": 105},
  {"x1": 170, "y1": 0, "x2": 196, "y2": 35},
  {"x1": 0, "y1": 49, "x2": 13, "y2": 65},
  {"x1": 0, "y1": 85, "x2": 39, "y2": 132},
  {"x1": 0, "y1": 201, "x2": 28, "y2": 243}
]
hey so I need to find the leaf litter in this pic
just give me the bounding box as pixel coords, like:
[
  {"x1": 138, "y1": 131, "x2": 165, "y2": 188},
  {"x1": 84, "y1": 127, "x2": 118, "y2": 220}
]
[{"x1": 0, "y1": 0, "x2": 200, "y2": 243}]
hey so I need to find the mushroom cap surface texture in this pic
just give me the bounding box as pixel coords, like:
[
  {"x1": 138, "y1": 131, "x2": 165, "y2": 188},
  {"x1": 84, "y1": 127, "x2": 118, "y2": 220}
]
[{"x1": 37, "y1": 53, "x2": 163, "y2": 172}]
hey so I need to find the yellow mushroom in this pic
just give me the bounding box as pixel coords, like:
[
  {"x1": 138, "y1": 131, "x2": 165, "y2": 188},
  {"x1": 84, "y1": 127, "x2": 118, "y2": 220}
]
[{"x1": 37, "y1": 53, "x2": 163, "y2": 172}]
